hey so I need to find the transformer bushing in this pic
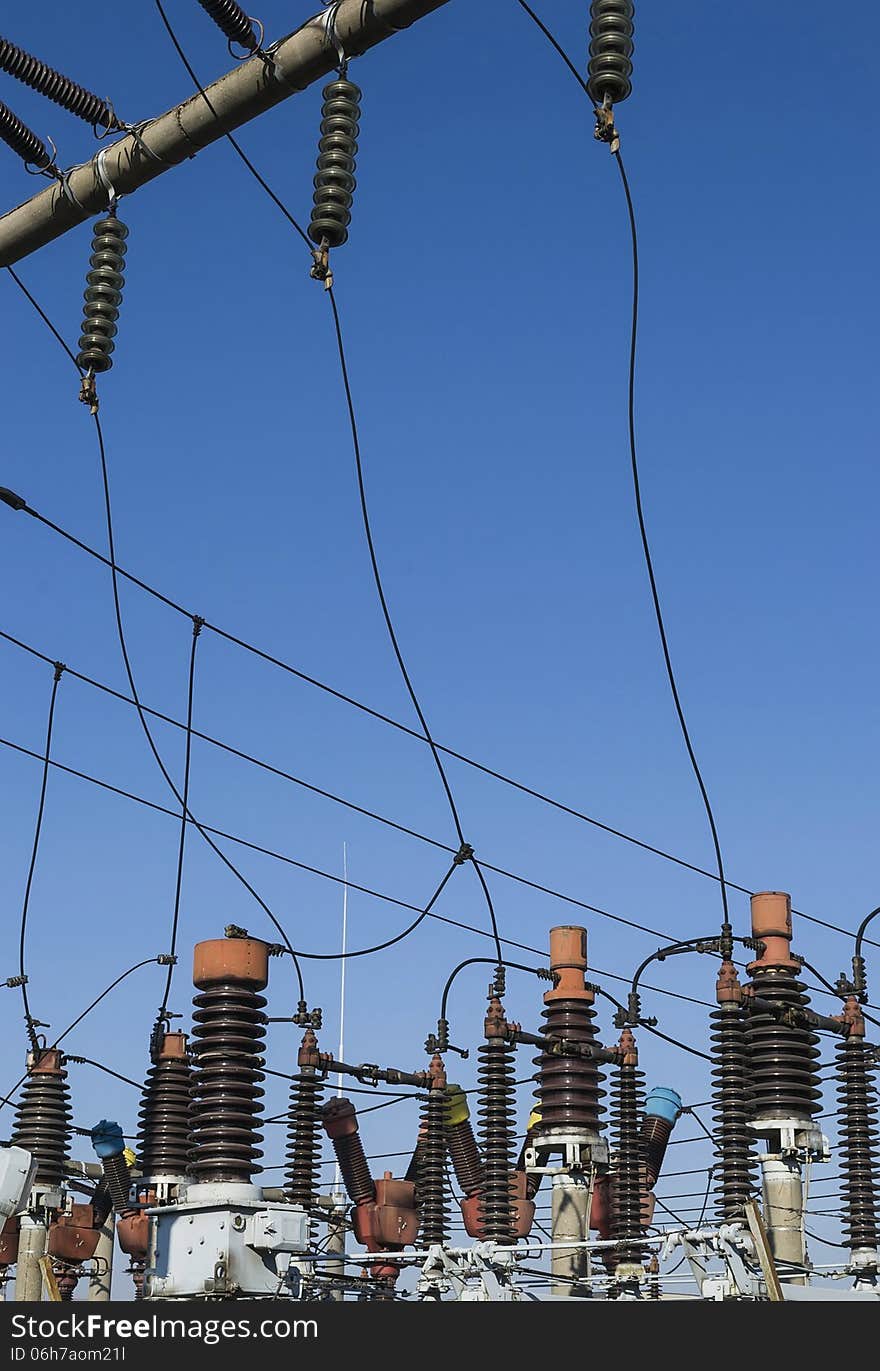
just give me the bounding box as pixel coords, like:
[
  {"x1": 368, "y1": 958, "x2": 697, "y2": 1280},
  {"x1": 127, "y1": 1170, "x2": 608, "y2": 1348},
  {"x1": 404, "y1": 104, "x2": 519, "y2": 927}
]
[
  {"x1": 745, "y1": 893, "x2": 827, "y2": 1282},
  {"x1": 137, "y1": 1031, "x2": 192, "y2": 1190},
  {"x1": 11, "y1": 1049, "x2": 72, "y2": 1302},
  {"x1": 745, "y1": 894, "x2": 823, "y2": 1150},
  {"x1": 528, "y1": 927, "x2": 607, "y2": 1169},
  {"x1": 145, "y1": 938, "x2": 308, "y2": 1299},
  {"x1": 188, "y1": 936, "x2": 268, "y2": 1184}
]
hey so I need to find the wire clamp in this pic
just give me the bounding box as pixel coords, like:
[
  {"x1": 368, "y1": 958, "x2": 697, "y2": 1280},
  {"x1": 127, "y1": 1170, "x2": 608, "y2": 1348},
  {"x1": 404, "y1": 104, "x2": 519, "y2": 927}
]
[
  {"x1": 3, "y1": 974, "x2": 28, "y2": 989},
  {"x1": 52, "y1": 661, "x2": 65, "y2": 683},
  {"x1": 156, "y1": 954, "x2": 178, "y2": 966},
  {"x1": 593, "y1": 102, "x2": 620, "y2": 154},
  {"x1": 78, "y1": 371, "x2": 99, "y2": 415},
  {"x1": 191, "y1": 614, "x2": 205, "y2": 638},
  {"x1": 453, "y1": 842, "x2": 474, "y2": 866},
  {"x1": 309, "y1": 241, "x2": 333, "y2": 290},
  {"x1": 292, "y1": 1000, "x2": 322, "y2": 1030}
]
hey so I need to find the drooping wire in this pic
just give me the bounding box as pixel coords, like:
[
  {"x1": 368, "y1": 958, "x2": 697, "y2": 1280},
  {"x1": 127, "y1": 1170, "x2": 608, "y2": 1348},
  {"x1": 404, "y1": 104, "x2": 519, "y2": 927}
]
[
  {"x1": 327, "y1": 285, "x2": 504, "y2": 966},
  {"x1": 89, "y1": 408, "x2": 304, "y2": 1000},
  {"x1": 4, "y1": 272, "x2": 874, "y2": 959},
  {"x1": 613, "y1": 146, "x2": 731, "y2": 937},
  {"x1": 0, "y1": 955, "x2": 164, "y2": 1115},
  {"x1": 17, "y1": 661, "x2": 65, "y2": 1050},
  {"x1": 152, "y1": 0, "x2": 311, "y2": 250},
  {"x1": 158, "y1": 617, "x2": 202, "y2": 1014},
  {"x1": 514, "y1": 2, "x2": 733, "y2": 941}
]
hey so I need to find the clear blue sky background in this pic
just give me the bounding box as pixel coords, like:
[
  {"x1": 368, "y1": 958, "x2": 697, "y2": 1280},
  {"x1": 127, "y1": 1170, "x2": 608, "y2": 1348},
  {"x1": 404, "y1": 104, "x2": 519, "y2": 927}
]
[{"x1": 0, "y1": 1, "x2": 877, "y2": 1277}]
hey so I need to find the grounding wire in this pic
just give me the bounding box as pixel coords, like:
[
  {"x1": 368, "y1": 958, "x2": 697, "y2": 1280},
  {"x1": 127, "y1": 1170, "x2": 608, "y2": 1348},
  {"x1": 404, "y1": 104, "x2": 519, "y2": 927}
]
[{"x1": 16, "y1": 661, "x2": 64, "y2": 1051}]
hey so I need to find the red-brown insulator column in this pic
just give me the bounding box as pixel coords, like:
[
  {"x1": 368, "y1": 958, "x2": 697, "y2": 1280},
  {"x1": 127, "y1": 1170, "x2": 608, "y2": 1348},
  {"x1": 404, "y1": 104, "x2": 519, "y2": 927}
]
[
  {"x1": 417, "y1": 1055, "x2": 448, "y2": 1245},
  {"x1": 11, "y1": 1049, "x2": 72, "y2": 1188},
  {"x1": 535, "y1": 927, "x2": 604, "y2": 1136},
  {"x1": 188, "y1": 937, "x2": 268, "y2": 1184},
  {"x1": 285, "y1": 1028, "x2": 325, "y2": 1215},
  {"x1": 137, "y1": 1030, "x2": 192, "y2": 1183},
  {"x1": 477, "y1": 996, "x2": 517, "y2": 1244},
  {"x1": 322, "y1": 1098, "x2": 375, "y2": 1206}
]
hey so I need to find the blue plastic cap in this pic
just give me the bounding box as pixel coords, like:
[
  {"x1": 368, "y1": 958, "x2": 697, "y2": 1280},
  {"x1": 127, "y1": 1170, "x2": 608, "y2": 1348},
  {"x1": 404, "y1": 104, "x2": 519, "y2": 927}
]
[
  {"x1": 90, "y1": 1119, "x2": 125, "y2": 1159},
  {"x1": 644, "y1": 1086, "x2": 683, "y2": 1126}
]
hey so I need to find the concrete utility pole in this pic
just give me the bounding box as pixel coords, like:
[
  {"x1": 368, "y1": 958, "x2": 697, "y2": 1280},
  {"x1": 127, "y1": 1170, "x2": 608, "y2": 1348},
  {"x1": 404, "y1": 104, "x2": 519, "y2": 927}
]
[{"x1": 0, "y1": 0, "x2": 451, "y2": 267}]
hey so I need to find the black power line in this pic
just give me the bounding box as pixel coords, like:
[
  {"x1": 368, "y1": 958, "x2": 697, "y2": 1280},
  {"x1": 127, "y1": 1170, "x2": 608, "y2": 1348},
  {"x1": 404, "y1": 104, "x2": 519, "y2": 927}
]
[
  {"x1": 159, "y1": 618, "x2": 202, "y2": 1014},
  {"x1": 16, "y1": 660, "x2": 64, "y2": 1049}
]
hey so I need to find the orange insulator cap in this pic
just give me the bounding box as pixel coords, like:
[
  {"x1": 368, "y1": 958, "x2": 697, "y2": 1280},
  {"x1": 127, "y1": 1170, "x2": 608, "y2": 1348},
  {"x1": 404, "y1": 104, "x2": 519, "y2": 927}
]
[
  {"x1": 157, "y1": 1032, "x2": 188, "y2": 1061},
  {"x1": 747, "y1": 892, "x2": 799, "y2": 972},
  {"x1": 716, "y1": 959, "x2": 742, "y2": 1004},
  {"x1": 544, "y1": 925, "x2": 594, "y2": 1004},
  {"x1": 193, "y1": 937, "x2": 269, "y2": 990},
  {"x1": 31, "y1": 1049, "x2": 64, "y2": 1076}
]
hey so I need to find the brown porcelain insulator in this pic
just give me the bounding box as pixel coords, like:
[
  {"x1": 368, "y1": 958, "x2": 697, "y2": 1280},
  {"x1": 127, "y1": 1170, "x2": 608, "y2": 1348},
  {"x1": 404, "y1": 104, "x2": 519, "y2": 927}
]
[
  {"x1": 321, "y1": 1098, "x2": 374, "y2": 1205},
  {"x1": 11, "y1": 1050, "x2": 72, "y2": 1190}
]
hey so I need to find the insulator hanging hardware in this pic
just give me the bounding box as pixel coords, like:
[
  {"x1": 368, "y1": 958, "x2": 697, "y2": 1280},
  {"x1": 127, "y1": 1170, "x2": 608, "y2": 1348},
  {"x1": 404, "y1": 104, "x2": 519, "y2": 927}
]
[
  {"x1": 0, "y1": 100, "x2": 56, "y2": 172},
  {"x1": 0, "y1": 34, "x2": 122, "y2": 132},
  {"x1": 308, "y1": 75, "x2": 361, "y2": 279},
  {"x1": 76, "y1": 210, "x2": 129, "y2": 403}
]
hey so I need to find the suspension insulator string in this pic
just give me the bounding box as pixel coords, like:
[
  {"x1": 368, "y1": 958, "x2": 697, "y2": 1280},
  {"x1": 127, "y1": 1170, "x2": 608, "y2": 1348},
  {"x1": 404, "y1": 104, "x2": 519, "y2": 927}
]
[
  {"x1": 308, "y1": 72, "x2": 361, "y2": 288},
  {"x1": 76, "y1": 208, "x2": 129, "y2": 412},
  {"x1": 0, "y1": 33, "x2": 122, "y2": 132}
]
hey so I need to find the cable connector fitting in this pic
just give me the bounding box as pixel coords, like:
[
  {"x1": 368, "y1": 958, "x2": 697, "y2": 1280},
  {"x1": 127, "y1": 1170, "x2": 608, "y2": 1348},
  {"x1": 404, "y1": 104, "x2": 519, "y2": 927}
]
[
  {"x1": 78, "y1": 371, "x2": 99, "y2": 415},
  {"x1": 593, "y1": 103, "x2": 620, "y2": 153},
  {"x1": 156, "y1": 954, "x2": 177, "y2": 966},
  {"x1": 3, "y1": 974, "x2": 27, "y2": 988},
  {"x1": 491, "y1": 964, "x2": 506, "y2": 997},
  {"x1": 851, "y1": 954, "x2": 867, "y2": 1000},
  {"x1": 191, "y1": 615, "x2": 205, "y2": 638},
  {"x1": 453, "y1": 842, "x2": 474, "y2": 866},
  {"x1": 52, "y1": 661, "x2": 65, "y2": 683},
  {"x1": 535, "y1": 967, "x2": 556, "y2": 982},
  {"x1": 292, "y1": 1000, "x2": 322, "y2": 1030},
  {"x1": 265, "y1": 943, "x2": 286, "y2": 958},
  {"x1": 309, "y1": 242, "x2": 333, "y2": 290},
  {"x1": 0, "y1": 486, "x2": 27, "y2": 512}
]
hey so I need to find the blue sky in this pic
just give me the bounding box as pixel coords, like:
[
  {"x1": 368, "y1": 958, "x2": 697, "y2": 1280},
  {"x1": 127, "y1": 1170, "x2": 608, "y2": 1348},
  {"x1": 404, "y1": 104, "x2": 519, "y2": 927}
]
[{"x1": 0, "y1": 1, "x2": 877, "y2": 1273}]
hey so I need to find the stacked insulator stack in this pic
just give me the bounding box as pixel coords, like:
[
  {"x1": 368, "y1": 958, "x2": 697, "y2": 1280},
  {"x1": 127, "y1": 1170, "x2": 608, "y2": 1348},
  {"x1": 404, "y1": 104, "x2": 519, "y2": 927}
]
[
  {"x1": 836, "y1": 1014, "x2": 879, "y2": 1256},
  {"x1": 710, "y1": 962, "x2": 756, "y2": 1220},
  {"x1": 137, "y1": 1031, "x2": 192, "y2": 1181},
  {"x1": 76, "y1": 212, "x2": 128, "y2": 375},
  {"x1": 417, "y1": 1056, "x2": 448, "y2": 1245},
  {"x1": 308, "y1": 77, "x2": 361, "y2": 248},
  {"x1": 285, "y1": 1029, "x2": 324, "y2": 1216},
  {"x1": 188, "y1": 937, "x2": 268, "y2": 1184},
  {"x1": 11, "y1": 1049, "x2": 72, "y2": 1189},
  {"x1": 477, "y1": 997, "x2": 517, "y2": 1244},
  {"x1": 0, "y1": 35, "x2": 122, "y2": 129},
  {"x1": 198, "y1": 0, "x2": 258, "y2": 51},
  {"x1": 0, "y1": 100, "x2": 53, "y2": 169},
  {"x1": 745, "y1": 894, "x2": 820, "y2": 1124},
  {"x1": 587, "y1": 1, "x2": 635, "y2": 106},
  {"x1": 608, "y1": 1031, "x2": 645, "y2": 1268},
  {"x1": 535, "y1": 927, "x2": 604, "y2": 1139}
]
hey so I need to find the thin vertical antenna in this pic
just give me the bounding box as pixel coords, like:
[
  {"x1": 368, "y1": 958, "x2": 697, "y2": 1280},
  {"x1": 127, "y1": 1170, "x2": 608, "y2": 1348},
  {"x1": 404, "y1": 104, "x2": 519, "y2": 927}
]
[{"x1": 332, "y1": 841, "x2": 349, "y2": 1199}]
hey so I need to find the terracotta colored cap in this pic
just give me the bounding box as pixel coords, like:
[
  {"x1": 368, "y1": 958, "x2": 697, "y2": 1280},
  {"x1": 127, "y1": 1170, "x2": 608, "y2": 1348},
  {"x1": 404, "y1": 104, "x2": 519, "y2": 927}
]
[
  {"x1": 748, "y1": 891, "x2": 799, "y2": 972},
  {"x1": 193, "y1": 937, "x2": 269, "y2": 990},
  {"x1": 158, "y1": 1032, "x2": 188, "y2": 1061},
  {"x1": 544, "y1": 925, "x2": 593, "y2": 1004},
  {"x1": 322, "y1": 1097, "x2": 359, "y2": 1139},
  {"x1": 31, "y1": 1049, "x2": 64, "y2": 1076}
]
